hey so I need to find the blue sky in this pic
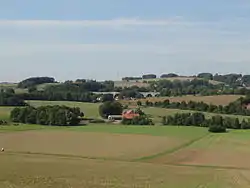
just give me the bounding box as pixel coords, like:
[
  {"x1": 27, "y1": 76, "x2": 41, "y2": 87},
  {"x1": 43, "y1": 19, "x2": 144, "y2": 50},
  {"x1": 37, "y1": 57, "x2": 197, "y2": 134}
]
[{"x1": 1, "y1": 0, "x2": 250, "y2": 82}]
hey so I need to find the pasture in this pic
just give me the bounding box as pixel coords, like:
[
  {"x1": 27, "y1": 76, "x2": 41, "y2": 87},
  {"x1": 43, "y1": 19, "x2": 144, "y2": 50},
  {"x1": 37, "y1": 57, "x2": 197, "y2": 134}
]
[
  {"x1": 1, "y1": 125, "x2": 250, "y2": 187},
  {"x1": 1, "y1": 100, "x2": 250, "y2": 187}
]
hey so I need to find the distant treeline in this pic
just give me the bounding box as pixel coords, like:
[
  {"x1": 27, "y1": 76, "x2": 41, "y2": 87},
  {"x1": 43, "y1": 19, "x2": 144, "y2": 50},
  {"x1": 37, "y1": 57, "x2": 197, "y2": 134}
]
[
  {"x1": 11, "y1": 105, "x2": 84, "y2": 126},
  {"x1": 142, "y1": 97, "x2": 250, "y2": 116},
  {"x1": 18, "y1": 77, "x2": 56, "y2": 88},
  {"x1": 121, "y1": 73, "x2": 250, "y2": 87},
  {"x1": 162, "y1": 112, "x2": 250, "y2": 132}
]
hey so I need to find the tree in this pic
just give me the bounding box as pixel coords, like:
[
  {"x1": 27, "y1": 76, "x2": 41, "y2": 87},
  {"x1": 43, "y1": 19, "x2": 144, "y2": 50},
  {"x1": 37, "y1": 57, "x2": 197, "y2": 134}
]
[
  {"x1": 28, "y1": 86, "x2": 37, "y2": 93},
  {"x1": 197, "y1": 73, "x2": 213, "y2": 80},
  {"x1": 142, "y1": 74, "x2": 157, "y2": 79},
  {"x1": 99, "y1": 101, "x2": 123, "y2": 118},
  {"x1": 10, "y1": 105, "x2": 84, "y2": 126},
  {"x1": 241, "y1": 119, "x2": 250, "y2": 129},
  {"x1": 101, "y1": 94, "x2": 114, "y2": 102},
  {"x1": 208, "y1": 115, "x2": 226, "y2": 133},
  {"x1": 18, "y1": 77, "x2": 56, "y2": 88},
  {"x1": 137, "y1": 101, "x2": 142, "y2": 106},
  {"x1": 160, "y1": 73, "x2": 178, "y2": 78}
]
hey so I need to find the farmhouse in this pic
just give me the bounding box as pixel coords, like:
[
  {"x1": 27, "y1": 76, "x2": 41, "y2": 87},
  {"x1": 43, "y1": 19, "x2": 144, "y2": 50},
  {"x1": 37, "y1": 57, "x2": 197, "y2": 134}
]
[
  {"x1": 122, "y1": 109, "x2": 140, "y2": 120},
  {"x1": 108, "y1": 109, "x2": 140, "y2": 121}
]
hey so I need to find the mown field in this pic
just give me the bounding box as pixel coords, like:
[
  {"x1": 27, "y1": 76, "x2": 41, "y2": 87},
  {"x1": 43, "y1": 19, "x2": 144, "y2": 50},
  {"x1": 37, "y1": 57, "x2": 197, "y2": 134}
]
[
  {"x1": 1, "y1": 99, "x2": 250, "y2": 187},
  {"x1": 1, "y1": 124, "x2": 250, "y2": 187}
]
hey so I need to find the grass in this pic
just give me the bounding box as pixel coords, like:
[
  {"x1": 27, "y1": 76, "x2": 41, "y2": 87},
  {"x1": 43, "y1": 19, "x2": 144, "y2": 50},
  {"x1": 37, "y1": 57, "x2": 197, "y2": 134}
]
[
  {"x1": 121, "y1": 95, "x2": 243, "y2": 106},
  {"x1": 1, "y1": 98, "x2": 250, "y2": 187},
  {"x1": 0, "y1": 124, "x2": 207, "y2": 138},
  {"x1": 0, "y1": 107, "x2": 14, "y2": 120},
  {"x1": 1, "y1": 124, "x2": 250, "y2": 187}
]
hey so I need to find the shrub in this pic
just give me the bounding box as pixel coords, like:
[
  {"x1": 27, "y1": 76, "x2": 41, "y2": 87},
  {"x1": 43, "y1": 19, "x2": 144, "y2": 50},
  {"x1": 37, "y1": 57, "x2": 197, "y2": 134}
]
[
  {"x1": 99, "y1": 101, "x2": 123, "y2": 118},
  {"x1": 208, "y1": 124, "x2": 226, "y2": 133},
  {"x1": 122, "y1": 115, "x2": 154, "y2": 125}
]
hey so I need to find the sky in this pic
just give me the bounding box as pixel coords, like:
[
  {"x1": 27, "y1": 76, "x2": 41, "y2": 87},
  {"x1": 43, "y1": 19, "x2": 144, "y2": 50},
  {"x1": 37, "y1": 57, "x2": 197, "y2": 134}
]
[{"x1": 1, "y1": 0, "x2": 250, "y2": 82}]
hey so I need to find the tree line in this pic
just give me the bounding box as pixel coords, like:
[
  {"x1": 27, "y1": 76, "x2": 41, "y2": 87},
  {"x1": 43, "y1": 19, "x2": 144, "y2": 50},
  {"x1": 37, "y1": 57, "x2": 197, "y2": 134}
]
[
  {"x1": 10, "y1": 105, "x2": 84, "y2": 126},
  {"x1": 141, "y1": 98, "x2": 250, "y2": 116},
  {"x1": 162, "y1": 112, "x2": 250, "y2": 132},
  {"x1": 122, "y1": 73, "x2": 250, "y2": 88},
  {"x1": 18, "y1": 77, "x2": 56, "y2": 88},
  {"x1": 0, "y1": 91, "x2": 26, "y2": 106}
]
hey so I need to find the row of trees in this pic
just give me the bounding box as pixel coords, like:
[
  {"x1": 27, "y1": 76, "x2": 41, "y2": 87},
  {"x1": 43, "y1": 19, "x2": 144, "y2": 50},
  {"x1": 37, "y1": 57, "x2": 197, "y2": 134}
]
[
  {"x1": 162, "y1": 112, "x2": 250, "y2": 132},
  {"x1": 142, "y1": 98, "x2": 250, "y2": 116},
  {"x1": 121, "y1": 73, "x2": 250, "y2": 87},
  {"x1": 10, "y1": 106, "x2": 84, "y2": 126},
  {"x1": 0, "y1": 91, "x2": 26, "y2": 106},
  {"x1": 121, "y1": 115, "x2": 154, "y2": 125}
]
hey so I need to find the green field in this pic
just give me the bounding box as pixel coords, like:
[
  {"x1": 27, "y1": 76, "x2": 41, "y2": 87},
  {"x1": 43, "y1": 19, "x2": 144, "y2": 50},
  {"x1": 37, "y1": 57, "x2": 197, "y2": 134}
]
[
  {"x1": 1, "y1": 101, "x2": 250, "y2": 187},
  {"x1": 1, "y1": 124, "x2": 250, "y2": 187}
]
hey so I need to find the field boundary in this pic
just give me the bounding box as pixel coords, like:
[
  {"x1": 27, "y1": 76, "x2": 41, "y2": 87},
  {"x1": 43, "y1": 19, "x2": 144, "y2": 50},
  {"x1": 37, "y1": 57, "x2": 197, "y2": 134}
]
[
  {"x1": 3, "y1": 151, "x2": 128, "y2": 162},
  {"x1": 132, "y1": 133, "x2": 210, "y2": 162}
]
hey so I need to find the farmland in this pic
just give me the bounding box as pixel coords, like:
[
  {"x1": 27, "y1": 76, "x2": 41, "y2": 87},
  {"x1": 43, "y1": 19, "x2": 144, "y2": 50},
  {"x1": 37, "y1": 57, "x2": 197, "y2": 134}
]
[
  {"x1": 1, "y1": 124, "x2": 250, "y2": 187},
  {"x1": 1, "y1": 99, "x2": 250, "y2": 187},
  {"x1": 121, "y1": 95, "x2": 243, "y2": 106}
]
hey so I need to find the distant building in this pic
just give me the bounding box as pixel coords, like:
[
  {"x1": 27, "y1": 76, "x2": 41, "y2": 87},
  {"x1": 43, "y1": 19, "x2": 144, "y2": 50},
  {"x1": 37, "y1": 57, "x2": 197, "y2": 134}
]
[{"x1": 122, "y1": 109, "x2": 140, "y2": 120}]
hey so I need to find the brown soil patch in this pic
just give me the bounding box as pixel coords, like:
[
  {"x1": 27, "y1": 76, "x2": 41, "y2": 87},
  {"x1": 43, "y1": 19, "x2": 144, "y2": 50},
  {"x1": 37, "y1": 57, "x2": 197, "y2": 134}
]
[{"x1": 0, "y1": 131, "x2": 183, "y2": 160}]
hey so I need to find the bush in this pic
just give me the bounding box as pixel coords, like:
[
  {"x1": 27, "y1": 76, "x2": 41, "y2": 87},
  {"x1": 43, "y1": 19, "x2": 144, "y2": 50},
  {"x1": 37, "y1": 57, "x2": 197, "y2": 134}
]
[
  {"x1": 0, "y1": 120, "x2": 8, "y2": 126},
  {"x1": 208, "y1": 124, "x2": 226, "y2": 133},
  {"x1": 99, "y1": 101, "x2": 123, "y2": 118},
  {"x1": 122, "y1": 115, "x2": 154, "y2": 125}
]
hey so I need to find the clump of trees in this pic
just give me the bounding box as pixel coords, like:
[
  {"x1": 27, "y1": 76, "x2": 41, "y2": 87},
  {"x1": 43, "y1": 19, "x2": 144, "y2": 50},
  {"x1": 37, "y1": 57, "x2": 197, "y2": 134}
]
[
  {"x1": 10, "y1": 105, "x2": 84, "y2": 126},
  {"x1": 143, "y1": 98, "x2": 250, "y2": 116},
  {"x1": 160, "y1": 73, "x2": 179, "y2": 78},
  {"x1": 122, "y1": 115, "x2": 154, "y2": 125},
  {"x1": 0, "y1": 91, "x2": 26, "y2": 106},
  {"x1": 142, "y1": 74, "x2": 157, "y2": 79},
  {"x1": 122, "y1": 77, "x2": 142, "y2": 81},
  {"x1": 162, "y1": 112, "x2": 250, "y2": 132},
  {"x1": 99, "y1": 101, "x2": 123, "y2": 118},
  {"x1": 18, "y1": 77, "x2": 56, "y2": 88}
]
